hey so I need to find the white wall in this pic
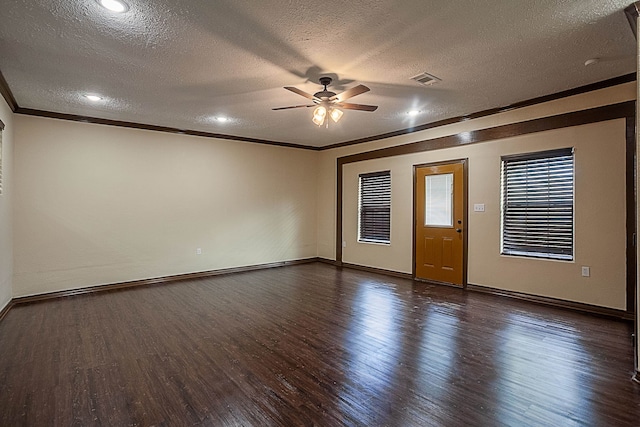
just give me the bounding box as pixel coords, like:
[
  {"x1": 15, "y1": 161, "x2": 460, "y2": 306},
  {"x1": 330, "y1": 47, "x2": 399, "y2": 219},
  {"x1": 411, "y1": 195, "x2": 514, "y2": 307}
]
[
  {"x1": 318, "y1": 82, "x2": 635, "y2": 310},
  {"x1": 13, "y1": 116, "x2": 318, "y2": 297},
  {"x1": 0, "y1": 98, "x2": 13, "y2": 311}
]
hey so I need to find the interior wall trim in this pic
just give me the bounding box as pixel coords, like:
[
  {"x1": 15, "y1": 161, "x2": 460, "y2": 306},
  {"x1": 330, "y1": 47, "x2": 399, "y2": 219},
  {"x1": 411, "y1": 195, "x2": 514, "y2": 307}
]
[
  {"x1": 8, "y1": 258, "x2": 320, "y2": 309},
  {"x1": 625, "y1": 2, "x2": 640, "y2": 38},
  {"x1": 626, "y1": 115, "x2": 637, "y2": 313},
  {"x1": 466, "y1": 284, "x2": 634, "y2": 321},
  {"x1": 0, "y1": 65, "x2": 633, "y2": 152},
  {"x1": 340, "y1": 262, "x2": 414, "y2": 280},
  {"x1": 2, "y1": 260, "x2": 634, "y2": 328},
  {"x1": 317, "y1": 257, "x2": 339, "y2": 266},
  {"x1": 16, "y1": 108, "x2": 317, "y2": 151},
  {"x1": 335, "y1": 100, "x2": 636, "y2": 315},
  {"x1": 333, "y1": 261, "x2": 634, "y2": 321},
  {"x1": 336, "y1": 101, "x2": 634, "y2": 264},
  {"x1": 322, "y1": 73, "x2": 636, "y2": 150},
  {"x1": 0, "y1": 69, "x2": 17, "y2": 113},
  {"x1": 0, "y1": 300, "x2": 12, "y2": 322}
]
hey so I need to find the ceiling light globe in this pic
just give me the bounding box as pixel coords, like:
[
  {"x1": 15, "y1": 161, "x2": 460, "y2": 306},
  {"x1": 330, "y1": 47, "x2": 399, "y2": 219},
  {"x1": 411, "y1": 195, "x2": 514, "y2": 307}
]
[
  {"x1": 313, "y1": 106, "x2": 326, "y2": 117},
  {"x1": 330, "y1": 108, "x2": 343, "y2": 123},
  {"x1": 312, "y1": 106, "x2": 327, "y2": 126},
  {"x1": 84, "y1": 94, "x2": 102, "y2": 102}
]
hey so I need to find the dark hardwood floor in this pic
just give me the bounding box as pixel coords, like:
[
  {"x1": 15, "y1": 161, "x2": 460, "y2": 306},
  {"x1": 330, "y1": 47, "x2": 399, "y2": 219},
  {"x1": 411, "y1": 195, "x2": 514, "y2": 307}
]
[{"x1": 0, "y1": 262, "x2": 638, "y2": 426}]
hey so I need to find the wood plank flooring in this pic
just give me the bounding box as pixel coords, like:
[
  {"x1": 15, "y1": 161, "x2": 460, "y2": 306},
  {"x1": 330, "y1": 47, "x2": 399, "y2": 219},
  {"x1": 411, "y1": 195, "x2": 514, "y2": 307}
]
[{"x1": 0, "y1": 262, "x2": 639, "y2": 426}]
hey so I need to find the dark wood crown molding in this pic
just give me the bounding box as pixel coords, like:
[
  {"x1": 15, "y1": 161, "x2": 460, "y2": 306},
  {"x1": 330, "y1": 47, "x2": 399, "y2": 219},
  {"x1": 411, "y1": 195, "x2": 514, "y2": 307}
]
[
  {"x1": 321, "y1": 73, "x2": 636, "y2": 151},
  {"x1": 0, "y1": 67, "x2": 319, "y2": 150},
  {"x1": 0, "y1": 67, "x2": 320, "y2": 150},
  {"x1": 0, "y1": 69, "x2": 18, "y2": 113},
  {"x1": 626, "y1": 2, "x2": 640, "y2": 38},
  {"x1": 16, "y1": 108, "x2": 320, "y2": 151},
  {"x1": 0, "y1": 62, "x2": 634, "y2": 152},
  {"x1": 338, "y1": 101, "x2": 634, "y2": 166}
]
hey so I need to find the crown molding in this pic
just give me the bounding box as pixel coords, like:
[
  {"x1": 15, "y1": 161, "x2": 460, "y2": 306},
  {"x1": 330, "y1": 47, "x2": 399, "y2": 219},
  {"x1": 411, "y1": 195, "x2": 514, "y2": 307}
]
[
  {"x1": 322, "y1": 73, "x2": 636, "y2": 150},
  {"x1": 0, "y1": 67, "x2": 634, "y2": 152},
  {"x1": 625, "y1": 2, "x2": 640, "y2": 38}
]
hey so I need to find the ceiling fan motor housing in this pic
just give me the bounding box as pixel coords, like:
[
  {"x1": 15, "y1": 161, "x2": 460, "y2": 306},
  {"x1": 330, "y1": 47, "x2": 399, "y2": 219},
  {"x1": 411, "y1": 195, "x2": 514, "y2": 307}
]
[
  {"x1": 319, "y1": 77, "x2": 332, "y2": 86},
  {"x1": 315, "y1": 77, "x2": 336, "y2": 99}
]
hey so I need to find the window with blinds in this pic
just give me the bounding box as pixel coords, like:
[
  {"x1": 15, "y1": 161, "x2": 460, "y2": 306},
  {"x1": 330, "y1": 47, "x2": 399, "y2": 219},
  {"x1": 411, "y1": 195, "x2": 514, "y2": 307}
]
[
  {"x1": 500, "y1": 148, "x2": 574, "y2": 260},
  {"x1": 358, "y1": 171, "x2": 391, "y2": 243}
]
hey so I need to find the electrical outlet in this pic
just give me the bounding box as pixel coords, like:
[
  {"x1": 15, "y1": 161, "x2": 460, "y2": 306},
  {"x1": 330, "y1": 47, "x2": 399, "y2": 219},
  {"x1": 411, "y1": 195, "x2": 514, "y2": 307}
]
[
  {"x1": 474, "y1": 204, "x2": 485, "y2": 212},
  {"x1": 196, "y1": 248, "x2": 202, "y2": 255},
  {"x1": 581, "y1": 266, "x2": 590, "y2": 277}
]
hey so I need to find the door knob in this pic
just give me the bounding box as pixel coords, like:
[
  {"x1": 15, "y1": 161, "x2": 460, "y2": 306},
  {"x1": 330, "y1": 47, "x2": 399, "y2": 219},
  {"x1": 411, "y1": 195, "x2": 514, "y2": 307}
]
[{"x1": 456, "y1": 228, "x2": 462, "y2": 233}]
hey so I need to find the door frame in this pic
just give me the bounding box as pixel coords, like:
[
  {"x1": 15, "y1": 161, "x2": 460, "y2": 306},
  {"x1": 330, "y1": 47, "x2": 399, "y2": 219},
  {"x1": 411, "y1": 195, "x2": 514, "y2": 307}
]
[{"x1": 412, "y1": 158, "x2": 469, "y2": 287}]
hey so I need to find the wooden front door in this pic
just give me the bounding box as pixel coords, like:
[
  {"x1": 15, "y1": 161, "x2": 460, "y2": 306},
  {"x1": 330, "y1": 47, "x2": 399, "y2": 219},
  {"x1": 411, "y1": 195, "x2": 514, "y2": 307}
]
[{"x1": 415, "y1": 161, "x2": 466, "y2": 287}]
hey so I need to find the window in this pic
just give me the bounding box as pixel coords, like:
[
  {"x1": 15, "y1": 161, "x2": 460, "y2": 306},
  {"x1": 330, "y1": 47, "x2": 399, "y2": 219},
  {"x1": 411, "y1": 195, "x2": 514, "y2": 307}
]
[
  {"x1": 501, "y1": 148, "x2": 574, "y2": 260},
  {"x1": 358, "y1": 171, "x2": 391, "y2": 243},
  {"x1": 424, "y1": 173, "x2": 454, "y2": 227}
]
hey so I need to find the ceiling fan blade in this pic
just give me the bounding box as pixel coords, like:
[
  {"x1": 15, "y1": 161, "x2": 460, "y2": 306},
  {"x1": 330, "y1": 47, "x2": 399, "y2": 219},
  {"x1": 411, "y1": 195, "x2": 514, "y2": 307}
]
[
  {"x1": 330, "y1": 84, "x2": 370, "y2": 102},
  {"x1": 284, "y1": 86, "x2": 319, "y2": 101},
  {"x1": 336, "y1": 102, "x2": 378, "y2": 112},
  {"x1": 272, "y1": 104, "x2": 316, "y2": 111}
]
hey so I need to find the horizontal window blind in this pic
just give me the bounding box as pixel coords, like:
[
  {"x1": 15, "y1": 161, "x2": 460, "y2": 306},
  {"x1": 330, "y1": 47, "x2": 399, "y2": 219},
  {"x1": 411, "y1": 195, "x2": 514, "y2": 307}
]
[
  {"x1": 501, "y1": 148, "x2": 574, "y2": 260},
  {"x1": 359, "y1": 171, "x2": 391, "y2": 243}
]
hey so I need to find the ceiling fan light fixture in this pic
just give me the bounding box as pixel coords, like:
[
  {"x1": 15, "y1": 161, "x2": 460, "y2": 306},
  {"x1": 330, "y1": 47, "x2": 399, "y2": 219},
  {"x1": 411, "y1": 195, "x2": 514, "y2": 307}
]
[
  {"x1": 274, "y1": 78, "x2": 377, "y2": 128},
  {"x1": 312, "y1": 106, "x2": 327, "y2": 126},
  {"x1": 330, "y1": 108, "x2": 343, "y2": 123}
]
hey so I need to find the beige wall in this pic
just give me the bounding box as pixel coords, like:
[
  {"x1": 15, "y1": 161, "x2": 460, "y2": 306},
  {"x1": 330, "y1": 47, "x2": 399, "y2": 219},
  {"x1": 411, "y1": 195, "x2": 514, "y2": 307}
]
[
  {"x1": 7, "y1": 81, "x2": 636, "y2": 310},
  {"x1": 13, "y1": 116, "x2": 318, "y2": 297},
  {"x1": 0, "y1": 98, "x2": 13, "y2": 310},
  {"x1": 319, "y1": 82, "x2": 635, "y2": 310}
]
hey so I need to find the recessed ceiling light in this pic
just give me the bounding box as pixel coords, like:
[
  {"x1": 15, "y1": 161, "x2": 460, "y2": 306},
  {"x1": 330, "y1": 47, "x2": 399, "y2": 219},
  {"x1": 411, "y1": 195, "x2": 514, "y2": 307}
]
[
  {"x1": 407, "y1": 110, "x2": 421, "y2": 116},
  {"x1": 97, "y1": 0, "x2": 129, "y2": 13},
  {"x1": 84, "y1": 94, "x2": 103, "y2": 102},
  {"x1": 215, "y1": 117, "x2": 229, "y2": 123}
]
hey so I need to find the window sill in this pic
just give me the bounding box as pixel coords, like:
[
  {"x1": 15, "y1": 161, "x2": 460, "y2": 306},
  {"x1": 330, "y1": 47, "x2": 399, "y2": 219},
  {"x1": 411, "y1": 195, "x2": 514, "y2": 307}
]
[
  {"x1": 501, "y1": 252, "x2": 574, "y2": 262},
  {"x1": 358, "y1": 240, "x2": 391, "y2": 246}
]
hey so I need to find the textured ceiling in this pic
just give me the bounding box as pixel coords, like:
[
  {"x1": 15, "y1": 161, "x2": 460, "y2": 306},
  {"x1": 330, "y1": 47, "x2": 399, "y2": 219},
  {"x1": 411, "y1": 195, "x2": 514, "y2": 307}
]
[{"x1": 0, "y1": 0, "x2": 636, "y2": 147}]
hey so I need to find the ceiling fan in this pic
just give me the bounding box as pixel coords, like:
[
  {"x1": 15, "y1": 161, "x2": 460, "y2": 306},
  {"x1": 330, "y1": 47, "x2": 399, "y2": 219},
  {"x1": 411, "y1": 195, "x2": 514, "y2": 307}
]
[{"x1": 273, "y1": 77, "x2": 378, "y2": 127}]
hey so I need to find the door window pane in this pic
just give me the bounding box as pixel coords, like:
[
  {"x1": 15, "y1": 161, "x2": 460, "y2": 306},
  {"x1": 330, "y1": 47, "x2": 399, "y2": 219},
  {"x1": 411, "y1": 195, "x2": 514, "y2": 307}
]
[{"x1": 425, "y1": 173, "x2": 453, "y2": 227}]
